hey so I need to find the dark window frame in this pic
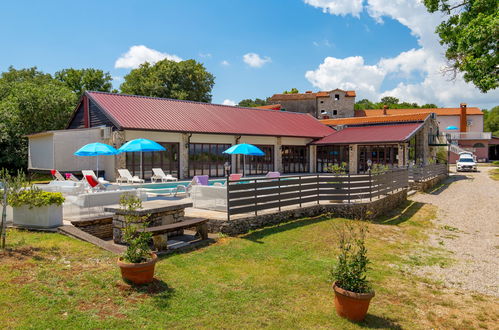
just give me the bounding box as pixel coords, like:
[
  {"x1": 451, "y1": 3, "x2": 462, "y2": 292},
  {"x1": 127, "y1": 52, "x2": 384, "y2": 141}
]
[
  {"x1": 316, "y1": 145, "x2": 349, "y2": 173},
  {"x1": 126, "y1": 142, "x2": 180, "y2": 180},
  {"x1": 188, "y1": 143, "x2": 231, "y2": 178},
  {"x1": 281, "y1": 145, "x2": 309, "y2": 173}
]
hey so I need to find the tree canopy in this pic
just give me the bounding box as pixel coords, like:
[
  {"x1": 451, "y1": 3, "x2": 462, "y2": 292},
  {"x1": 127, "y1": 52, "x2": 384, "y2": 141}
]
[
  {"x1": 238, "y1": 98, "x2": 270, "y2": 108},
  {"x1": 120, "y1": 59, "x2": 215, "y2": 102},
  {"x1": 423, "y1": 0, "x2": 498, "y2": 92},
  {"x1": 483, "y1": 106, "x2": 499, "y2": 136},
  {"x1": 282, "y1": 88, "x2": 299, "y2": 94},
  {"x1": 355, "y1": 97, "x2": 438, "y2": 110},
  {"x1": 55, "y1": 68, "x2": 113, "y2": 98},
  {"x1": 0, "y1": 67, "x2": 77, "y2": 169}
]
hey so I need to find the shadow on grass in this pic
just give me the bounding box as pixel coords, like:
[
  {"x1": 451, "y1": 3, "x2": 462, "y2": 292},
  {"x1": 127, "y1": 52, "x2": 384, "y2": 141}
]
[
  {"x1": 373, "y1": 200, "x2": 425, "y2": 226},
  {"x1": 118, "y1": 278, "x2": 175, "y2": 308},
  {"x1": 358, "y1": 314, "x2": 403, "y2": 329},
  {"x1": 241, "y1": 214, "x2": 334, "y2": 244}
]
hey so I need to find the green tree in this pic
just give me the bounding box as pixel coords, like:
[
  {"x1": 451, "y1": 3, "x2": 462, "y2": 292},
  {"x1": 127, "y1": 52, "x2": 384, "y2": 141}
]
[
  {"x1": 354, "y1": 99, "x2": 375, "y2": 110},
  {"x1": 120, "y1": 59, "x2": 215, "y2": 102},
  {"x1": 483, "y1": 106, "x2": 499, "y2": 135},
  {"x1": 0, "y1": 67, "x2": 76, "y2": 169},
  {"x1": 423, "y1": 0, "x2": 498, "y2": 92},
  {"x1": 238, "y1": 98, "x2": 270, "y2": 107},
  {"x1": 283, "y1": 88, "x2": 299, "y2": 94},
  {"x1": 380, "y1": 96, "x2": 399, "y2": 105},
  {"x1": 55, "y1": 68, "x2": 113, "y2": 98}
]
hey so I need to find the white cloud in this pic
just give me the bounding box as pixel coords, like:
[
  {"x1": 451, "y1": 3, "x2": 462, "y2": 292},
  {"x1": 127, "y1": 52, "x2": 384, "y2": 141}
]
[
  {"x1": 221, "y1": 60, "x2": 230, "y2": 66},
  {"x1": 305, "y1": 56, "x2": 385, "y2": 100},
  {"x1": 199, "y1": 53, "x2": 212, "y2": 58},
  {"x1": 304, "y1": 0, "x2": 499, "y2": 108},
  {"x1": 243, "y1": 53, "x2": 272, "y2": 68},
  {"x1": 115, "y1": 45, "x2": 182, "y2": 69},
  {"x1": 304, "y1": 0, "x2": 364, "y2": 17},
  {"x1": 112, "y1": 76, "x2": 124, "y2": 82},
  {"x1": 222, "y1": 99, "x2": 237, "y2": 106}
]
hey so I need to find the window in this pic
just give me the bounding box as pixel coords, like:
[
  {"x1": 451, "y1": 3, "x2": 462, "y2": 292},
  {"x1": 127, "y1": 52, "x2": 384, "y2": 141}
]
[
  {"x1": 281, "y1": 146, "x2": 309, "y2": 173},
  {"x1": 333, "y1": 110, "x2": 338, "y2": 115},
  {"x1": 358, "y1": 145, "x2": 399, "y2": 173},
  {"x1": 473, "y1": 143, "x2": 485, "y2": 148},
  {"x1": 188, "y1": 143, "x2": 231, "y2": 177},
  {"x1": 320, "y1": 100, "x2": 324, "y2": 104},
  {"x1": 238, "y1": 145, "x2": 274, "y2": 175},
  {"x1": 126, "y1": 142, "x2": 179, "y2": 179},
  {"x1": 334, "y1": 94, "x2": 340, "y2": 100},
  {"x1": 316, "y1": 145, "x2": 349, "y2": 172}
]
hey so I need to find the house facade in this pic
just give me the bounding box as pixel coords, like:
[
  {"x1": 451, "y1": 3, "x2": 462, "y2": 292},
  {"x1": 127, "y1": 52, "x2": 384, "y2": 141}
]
[{"x1": 268, "y1": 89, "x2": 356, "y2": 119}]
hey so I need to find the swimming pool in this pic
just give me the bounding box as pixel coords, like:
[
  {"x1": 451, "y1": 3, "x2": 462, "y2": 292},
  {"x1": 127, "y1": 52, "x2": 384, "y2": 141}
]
[{"x1": 116, "y1": 179, "x2": 227, "y2": 195}]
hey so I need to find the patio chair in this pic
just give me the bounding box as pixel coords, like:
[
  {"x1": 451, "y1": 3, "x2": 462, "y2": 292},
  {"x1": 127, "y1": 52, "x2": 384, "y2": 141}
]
[
  {"x1": 117, "y1": 169, "x2": 145, "y2": 184},
  {"x1": 84, "y1": 175, "x2": 107, "y2": 191},
  {"x1": 229, "y1": 173, "x2": 243, "y2": 181},
  {"x1": 151, "y1": 168, "x2": 178, "y2": 183},
  {"x1": 50, "y1": 169, "x2": 66, "y2": 181},
  {"x1": 66, "y1": 173, "x2": 80, "y2": 182},
  {"x1": 172, "y1": 175, "x2": 209, "y2": 196},
  {"x1": 82, "y1": 170, "x2": 109, "y2": 184}
]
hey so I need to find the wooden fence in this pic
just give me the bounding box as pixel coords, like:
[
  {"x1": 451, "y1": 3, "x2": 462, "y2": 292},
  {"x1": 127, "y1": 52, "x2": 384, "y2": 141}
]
[
  {"x1": 409, "y1": 163, "x2": 447, "y2": 182},
  {"x1": 226, "y1": 169, "x2": 408, "y2": 219}
]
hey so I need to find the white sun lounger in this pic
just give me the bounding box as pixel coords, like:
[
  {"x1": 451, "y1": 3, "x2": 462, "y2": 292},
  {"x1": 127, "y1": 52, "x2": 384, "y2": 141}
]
[
  {"x1": 117, "y1": 169, "x2": 145, "y2": 184},
  {"x1": 82, "y1": 170, "x2": 109, "y2": 184},
  {"x1": 151, "y1": 168, "x2": 178, "y2": 183}
]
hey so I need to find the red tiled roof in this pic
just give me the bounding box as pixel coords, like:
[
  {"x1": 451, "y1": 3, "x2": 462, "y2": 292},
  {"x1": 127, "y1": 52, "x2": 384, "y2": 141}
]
[
  {"x1": 320, "y1": 113, "x2": 429, "y2": 126},
  {"x1": 356, "y1": 107, "x2": 482, "y2": 117},
  {"x1": 256, "y1": 104, "x2": 282, "y2": 110},
  {"x1": 312, "y1": 123, "x2": 423, "y2": 145},
  {"x1": 86, "y1": 92, "x2": 333, "y2": 138}
]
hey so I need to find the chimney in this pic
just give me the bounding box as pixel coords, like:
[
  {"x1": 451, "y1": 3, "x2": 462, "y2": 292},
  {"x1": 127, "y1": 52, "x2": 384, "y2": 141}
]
[
  {"x1": 305, "y1": 91, "x2": 312, "y2": 94},
  {"x1": 460, "y1": 103, "x2": 467, "y2": 132},
  {"x1": 383, "y1": 105, "x2": 388, "y2": 116}
]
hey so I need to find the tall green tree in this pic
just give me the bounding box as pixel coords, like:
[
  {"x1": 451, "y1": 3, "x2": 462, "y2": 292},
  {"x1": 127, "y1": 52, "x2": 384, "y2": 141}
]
[
  {"x1": 238, "y1": 98, "x2": 270, "y2": 107},
  {"x1": 423, "y1": 0, "x2": 498, "y2": 92},
  {"x1": 380, "y1": 96, "x2": 399, "y2": 105},
  {"x1": 355, "y1": 97, "x2": 440, "y2": 110},
  {"x1": 120, "y1": 59, "x2": 215, "y2": 102},
  {"x1": 55, "y1": 68, "x2": 113, "y2": 98},
  {"x1": 483, "y1": 106, "x2": 499, "y2": 135},
  {"x1": 0, "y1": 67, "x2": 76, "y2": 169},
  {"x1": 283, "y1": 88, "x2": 299, "y2": 94}
]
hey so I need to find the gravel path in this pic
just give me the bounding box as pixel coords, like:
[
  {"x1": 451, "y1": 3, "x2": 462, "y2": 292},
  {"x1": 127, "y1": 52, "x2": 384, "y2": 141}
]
[{"x1": 411, "y1": 166, "x2": 499, "y2": 296}]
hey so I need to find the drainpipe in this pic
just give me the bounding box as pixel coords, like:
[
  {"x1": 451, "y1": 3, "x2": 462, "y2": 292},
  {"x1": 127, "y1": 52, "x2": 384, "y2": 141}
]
[{"x1": 460, "y1": 103, "x2": 467, "y2": 133}]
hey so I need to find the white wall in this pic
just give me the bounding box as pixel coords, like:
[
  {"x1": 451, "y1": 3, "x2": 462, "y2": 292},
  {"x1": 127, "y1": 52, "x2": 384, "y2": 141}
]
[
  {"x1": 28, "y1": 134, "x2": 54, "y2": 170},
  {"x1": 438, "y1": 115, "x2": 484, "y2": 133}
]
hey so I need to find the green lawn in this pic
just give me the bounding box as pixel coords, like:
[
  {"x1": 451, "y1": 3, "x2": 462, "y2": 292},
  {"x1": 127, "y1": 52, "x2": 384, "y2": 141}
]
[{"x1": 1, "y1": 201, "x2": 497, "y2": 329}]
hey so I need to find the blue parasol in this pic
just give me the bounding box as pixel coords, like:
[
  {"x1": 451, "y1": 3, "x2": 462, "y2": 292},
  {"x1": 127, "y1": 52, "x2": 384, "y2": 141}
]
[
  {"x1": 223, "y1": 144, "x2": 265, "y2": 176},
  {"x1": 117, "y1": 139, "x2": 166, "y2": 178},
  {"x1": 74, "y1": 142, "x2": 117, "y2": 176}
]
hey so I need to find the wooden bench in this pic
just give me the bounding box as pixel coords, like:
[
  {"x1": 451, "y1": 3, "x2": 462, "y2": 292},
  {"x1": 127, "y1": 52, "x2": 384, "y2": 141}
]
[{"x1": 138, "y1": 218, "x2": 209, "y2": 251}]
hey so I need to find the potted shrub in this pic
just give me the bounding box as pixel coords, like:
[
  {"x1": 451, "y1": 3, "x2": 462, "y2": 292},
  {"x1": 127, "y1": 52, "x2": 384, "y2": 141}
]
[
  {"x1": 8, "y1": 186, "x2": 65, "y2": 229},
  {"x1": 331, "y1": 223, "x2": 374, "y2": 322},
  {"x1": 117, "y1": 193, "x2": 157, "y2": 284}
]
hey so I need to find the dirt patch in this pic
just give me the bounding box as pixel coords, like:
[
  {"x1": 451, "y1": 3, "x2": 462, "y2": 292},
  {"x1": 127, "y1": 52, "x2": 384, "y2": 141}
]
[
  {"x1": 77, "y1": 298, "x2": 127, "y2": 320},
  {"x1": 115, "y1": 278, "x2": 171, "y2": 296},
  {"x1": 0, "y1": 247, "x2": 42, "y2": 261}
]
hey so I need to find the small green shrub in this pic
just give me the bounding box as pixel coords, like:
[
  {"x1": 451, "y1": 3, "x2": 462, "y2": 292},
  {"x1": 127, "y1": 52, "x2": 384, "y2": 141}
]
[
  {"x1": 120, "y1": 193, "x2": 153, "y2": 264},
  {"x1": 331, "y1": 223, "x2": 372, "y2": 294},
  {"x1": 492, "y1": 160, "x2": 499, "y2": 166},
  {"x1": 327, "y1": 162, "x2": 348, "y2": 175},
  {"x1": 371, "y1": 163, "x2": 389, "y2": 175},
  {"x1": 8, "y1": 187, "x2": 64, "y2": 208}
]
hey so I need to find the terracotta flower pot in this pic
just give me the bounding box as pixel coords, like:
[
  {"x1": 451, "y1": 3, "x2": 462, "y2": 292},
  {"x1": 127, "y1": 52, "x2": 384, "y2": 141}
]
[
  {"x1": 333, "y1": 282, "x2": 375, "y2": 322},
  {"x1": 117, "y1": 253, "x2": 158, "y2": 284}
]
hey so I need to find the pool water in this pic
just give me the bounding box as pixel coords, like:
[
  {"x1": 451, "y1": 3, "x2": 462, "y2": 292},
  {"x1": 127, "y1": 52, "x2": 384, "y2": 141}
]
[{"x1": 140, "y1": 179, "x2": 227, "y2": 190}]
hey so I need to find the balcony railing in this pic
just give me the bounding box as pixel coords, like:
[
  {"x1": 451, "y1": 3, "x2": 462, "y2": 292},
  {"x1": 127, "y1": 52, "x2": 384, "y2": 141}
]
[{"x1": 447, "y1": 132, "x2": 492, "y2": 140}]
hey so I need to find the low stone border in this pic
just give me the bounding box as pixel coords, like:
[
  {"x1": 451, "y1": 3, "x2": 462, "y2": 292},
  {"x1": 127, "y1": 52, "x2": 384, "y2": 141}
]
[
  {"x1": 208, "y1": 189, "x2": 407, "y2": 236},
  {"x1": 410, "y1": 174, "x2": 448, "y2": 192},
  {"x1": 70, "y1": 216, "x2": 114, "y2": 239}
]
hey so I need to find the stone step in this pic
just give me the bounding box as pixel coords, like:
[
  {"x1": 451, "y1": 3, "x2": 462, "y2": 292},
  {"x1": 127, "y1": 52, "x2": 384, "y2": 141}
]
[{"x1": 58, "y1": 225, "x2": 125, "y2": 254}]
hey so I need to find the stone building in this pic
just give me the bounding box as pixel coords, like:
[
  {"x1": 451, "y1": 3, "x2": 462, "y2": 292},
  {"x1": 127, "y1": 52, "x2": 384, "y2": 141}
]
[{"x1": 268, "y1": 89, "x2": 356, "y2": 119}]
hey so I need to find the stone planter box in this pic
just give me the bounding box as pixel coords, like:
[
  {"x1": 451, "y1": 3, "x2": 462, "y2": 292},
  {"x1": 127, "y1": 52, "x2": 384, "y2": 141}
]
[{"x1": 12, "y1": 204, "x2": 63, "y2": 229}]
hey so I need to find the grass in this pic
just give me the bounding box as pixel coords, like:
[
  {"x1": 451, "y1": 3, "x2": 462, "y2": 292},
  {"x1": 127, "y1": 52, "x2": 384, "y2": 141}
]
[
  {"x1": 1, "y1": 202, "x2": 498, "y2": 329},
  {"x1": 489, "y1": 168, "x2": 499, "y2": 181}
]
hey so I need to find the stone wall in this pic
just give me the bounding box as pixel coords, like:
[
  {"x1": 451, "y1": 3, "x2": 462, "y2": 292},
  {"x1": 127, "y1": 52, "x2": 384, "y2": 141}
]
[
  {"x1": 71, "y1": 217, "x2": 113, "y2": 239},
  {"x1": 113, "y1": 208, "x2": 185, "y2": 244},
  {"x1": 411, "y1": 174, "x2": 447, "y2": 192},
  {"x1": 278, "y1": 99, "x2": 317, "y2": 116},
  {"x1": 208, "y1": 189, "x2": 407, "y2": 236},
  {"x1": 317, "y1": 92, "x2": 355, "y2": 119}
]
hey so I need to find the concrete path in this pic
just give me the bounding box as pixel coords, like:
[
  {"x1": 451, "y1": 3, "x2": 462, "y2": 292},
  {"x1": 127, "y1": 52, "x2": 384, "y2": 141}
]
[{"x1": 411, "y1": 166, "x2": 499, "y2": 296}]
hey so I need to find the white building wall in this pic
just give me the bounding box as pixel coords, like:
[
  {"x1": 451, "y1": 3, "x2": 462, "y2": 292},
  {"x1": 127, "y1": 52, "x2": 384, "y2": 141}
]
[
  {"x1": 28, "y1": 134, "x2": 54, "y2": 170},
  {"x1": 438, "y1": 115, "x2": 483, "y2": 133}
]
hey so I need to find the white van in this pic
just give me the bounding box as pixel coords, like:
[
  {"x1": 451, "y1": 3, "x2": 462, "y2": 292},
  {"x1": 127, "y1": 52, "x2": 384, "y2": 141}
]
[{"x1": 457, "y1": 153, "x2": 477, "y2": 172}]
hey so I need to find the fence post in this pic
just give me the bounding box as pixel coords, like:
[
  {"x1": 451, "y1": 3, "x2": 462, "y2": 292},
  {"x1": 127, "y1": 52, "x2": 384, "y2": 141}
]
[
  {"x1": 254, "y1": 178, "x2": 258, "y2": 216},
  {"x1": 278, "y1": 176, "x2": 281, "y2": 212},
  {"x1": 316, "y1": 174, "x2": 320, "y2": 204},
  {"x1": 299, "y1": 175, "x2": 302, "y2": 208},
  {"x1": 226, "y1": 174, "x2": 230, "y2": 221},
  {"x1": 347, "y1": 173, "x2": 351, "y2": 204},
  {"x1": 369, "y1": 171, "x2": 372, "y2": 202}
]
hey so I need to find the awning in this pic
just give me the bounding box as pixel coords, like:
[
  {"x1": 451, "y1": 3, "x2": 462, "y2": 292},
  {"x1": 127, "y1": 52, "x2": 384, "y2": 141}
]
[{"x1": 312, "y1": 123, "x2": 424, "y2": 145}]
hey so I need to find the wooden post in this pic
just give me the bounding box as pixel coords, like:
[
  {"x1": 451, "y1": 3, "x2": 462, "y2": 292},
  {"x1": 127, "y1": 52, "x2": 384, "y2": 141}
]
[
  {"x1": 369, "y1": 171, "x2": 372, "y2": 202},
  {"x1": 254, "y1": 178, "x2": 258, "y2": 216},
  {"x1": 299, "y1": 175, "x2": 302, "y2": 208},
  {"x1": 226, "y1": 174, "x2": 230, "y2": 222},
  {"x1": 316, "y1": 174, "x2": 320, "y2": 204},
  {"x1": 347, "y1": 173, "x2": 351, "y2": 204},
  {"x1": 278, "y1": 177, "x2": 281, "y2": 211}
]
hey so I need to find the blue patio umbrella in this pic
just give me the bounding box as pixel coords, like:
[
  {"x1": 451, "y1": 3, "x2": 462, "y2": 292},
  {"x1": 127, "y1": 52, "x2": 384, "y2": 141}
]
[
  {"x1": 117, "y1": 139, "x2": 166, "y2": 178},
  {"x1": 446, "y1": 125, "x2": 458, "y2": 130},
  {"x1": 74, "y1": 142, "x2": 118, "y2": 176},
  {"x1": 223, "y1": 144, "x2": 265, "y2": 176}
]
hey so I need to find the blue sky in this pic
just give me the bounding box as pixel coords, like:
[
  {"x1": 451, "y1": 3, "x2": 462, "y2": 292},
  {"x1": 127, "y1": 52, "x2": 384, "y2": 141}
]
[{"x1": 0, "y1": 0, "x2": 497, "y2": 108}]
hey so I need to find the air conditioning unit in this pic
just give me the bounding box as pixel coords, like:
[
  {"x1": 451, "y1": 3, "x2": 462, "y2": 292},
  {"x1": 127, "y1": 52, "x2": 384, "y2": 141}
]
[{"x1": 101, "y1": 126, "x2": 112, "y2": 139}]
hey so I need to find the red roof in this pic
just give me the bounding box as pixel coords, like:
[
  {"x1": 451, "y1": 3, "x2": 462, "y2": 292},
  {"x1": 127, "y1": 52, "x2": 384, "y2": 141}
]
[
  {"x1": 321, "y1": 113, "x2": 429, "y2": 126},
  {"x1": 86, "y1": 92, "x2": 333, "y2": 138},
  {"x1": 256, "y1": 104, "x2": 282, "y2": 110},
  {"x1": 356, "y1": 107, "x2": 482, "y2": 117},
  {"x1": 312, "y1": 123, "x2": 423, "y2": 145}
]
